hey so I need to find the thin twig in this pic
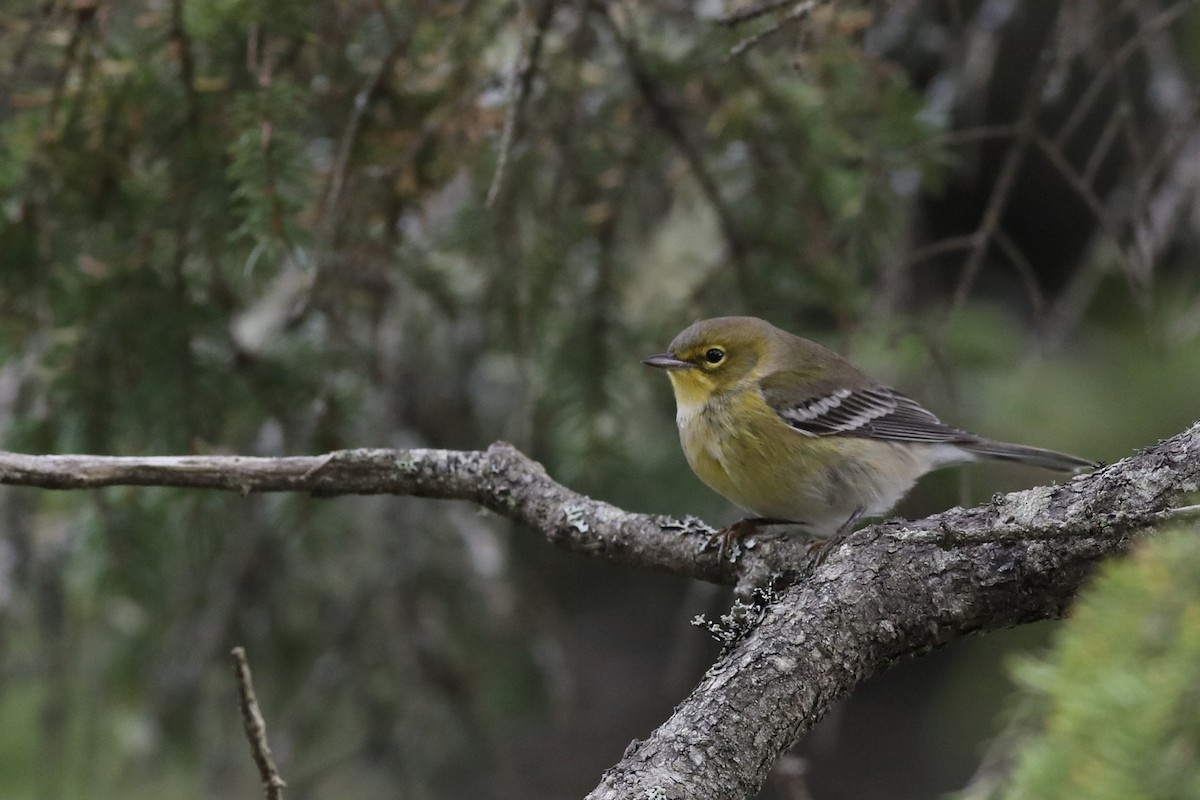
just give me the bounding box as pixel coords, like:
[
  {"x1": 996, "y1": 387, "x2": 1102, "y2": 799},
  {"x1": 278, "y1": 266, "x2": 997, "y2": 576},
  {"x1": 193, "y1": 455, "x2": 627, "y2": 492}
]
[
  {"x1": 321, "y1": 27, "x2": 409, "y2": 224},
  {"x1": 486, "y1": 0, "x2": 559, "y2": 208},
  {"x1": 926, "y1": 123, "x2": 1020, "y2": 150},
  {"x1": 993, "y1": 228, "x2": 1045, "y2": 316},
  {"x1": 724, "y1": 0, "x2": 815, "y2": 62},
  {"x1": 938, "y1": 27, "x2": 1056, "y2": 336},
  {"x1": 1038, "y1": 251, "x2": 1109, "y2": 353},
  {"x1": 717, "y1": 0, "x2": 810, "y2": 27},
  {"x1": 232, "y1": 647, "x2": 287, "y2": 800},
  {"x1": 1038, "y1": 6, "x2": 1200, "y2": 350},
  {"x1": 1032, "y1": 131, "x2": 1145, "y2": 284},
  {"x1": 1155, "y1": 503, "x2": 1200, "y2": 522},
  {"x1": 1080, "y1": 101, "x2": 1124, "y2": 186},
  {"x1": 601, "y1": 4, "x2": 755, "y2": 304},
  {"x1": 486, "y1": 0, "x2": 529, "y2": 208},
  {"x1": 1053, "y1": 0, "x2": 1194, "y2": 149},
  {"x1": 898, "y1": 232, "x2": 977, "y2": 271}
]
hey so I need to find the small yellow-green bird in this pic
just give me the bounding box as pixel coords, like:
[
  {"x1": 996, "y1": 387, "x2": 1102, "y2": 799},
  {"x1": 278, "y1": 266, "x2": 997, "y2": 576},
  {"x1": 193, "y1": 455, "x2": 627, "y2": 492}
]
[{"x1": 644, "y1": 316, "x2": 1094, "y2": 542}]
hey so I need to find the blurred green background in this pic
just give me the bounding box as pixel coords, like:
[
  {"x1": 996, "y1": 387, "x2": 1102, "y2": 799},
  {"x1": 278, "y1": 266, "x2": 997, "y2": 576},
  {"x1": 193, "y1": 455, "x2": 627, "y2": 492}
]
[{"x1": 1, "y1": 1, "x2": 1199, "y2": 798}]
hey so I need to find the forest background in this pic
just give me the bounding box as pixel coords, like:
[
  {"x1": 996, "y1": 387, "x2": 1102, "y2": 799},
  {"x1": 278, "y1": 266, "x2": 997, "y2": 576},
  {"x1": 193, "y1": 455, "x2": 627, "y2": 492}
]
[{"x1": 2, "y1": 1, "x2": 1200, "y2": 798}]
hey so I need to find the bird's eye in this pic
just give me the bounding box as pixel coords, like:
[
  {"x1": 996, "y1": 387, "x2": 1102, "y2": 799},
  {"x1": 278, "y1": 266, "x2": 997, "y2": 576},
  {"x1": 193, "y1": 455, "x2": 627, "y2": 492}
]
[{"x1": 704, "y1": 348, "x2": 725, "y2": 364}]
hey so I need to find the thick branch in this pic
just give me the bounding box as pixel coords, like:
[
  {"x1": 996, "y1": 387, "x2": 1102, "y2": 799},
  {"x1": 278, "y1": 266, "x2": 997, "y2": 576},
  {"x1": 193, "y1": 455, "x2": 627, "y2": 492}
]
[{"x1": 587, "y1": 421, "x2": 1200, "y2": 798}]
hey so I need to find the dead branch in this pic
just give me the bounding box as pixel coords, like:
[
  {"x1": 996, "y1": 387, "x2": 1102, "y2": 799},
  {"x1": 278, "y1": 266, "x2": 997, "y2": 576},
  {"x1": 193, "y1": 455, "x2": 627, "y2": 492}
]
[
  {"x1": 232, "y1": 646, "x2": 287, "y2": 800},
  {"x1": 0, "y1": 445, "x2": 757, "y2": 585}
]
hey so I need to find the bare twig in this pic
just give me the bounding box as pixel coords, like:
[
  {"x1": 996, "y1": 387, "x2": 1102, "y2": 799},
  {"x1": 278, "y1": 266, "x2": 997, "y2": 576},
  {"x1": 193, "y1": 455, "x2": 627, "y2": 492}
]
[
  {"x1": 993, "y1": 228, "x2": 1045, "y2": 316},
  {"x1": 925, "y1": 123, "x2": 1020, "y2": 151},
  {"x1": 601, "y1": 5, "x2": 755, "y2": 304},
  {"x1": 724, "y1": 0, "x2": 815, "y2": 62},
  {"x1": 1038, "y1": 250, "x2": 1110, "y2": 353},
  {"x1": 1038, "y1": 50, "x2": 1200, "y2": 348},
  {"x1": 486, "y1": 0, "x2": 559, "y2": 208},
  {"x1": 1080, "y1": 98, "x2": 1124, "y2": 186},
  {"x1": 1032, "y1": 131, "x2": 1149, "y2": 292},
  {"x1": 231, "y1": 647, "x2": 286, "y2": 800},
  {"x1": 1053, "y1": 0, "x2": 1194, "y2": 150},
  {"x1": 717, "y1": 0, "x2": 814, "y2": 27},
  {"x1": 0, "y1": 445, "x2": 754, "y2": 587},
  {"x1": 898, "y1": 232, "x2": 977, "y2": 271},
  {"x1": 321, "y1": 27, "x2": 409, "y2": 224},
  {"x1": 938, "y1": 21, "x2": 1057, "y2": 335}
]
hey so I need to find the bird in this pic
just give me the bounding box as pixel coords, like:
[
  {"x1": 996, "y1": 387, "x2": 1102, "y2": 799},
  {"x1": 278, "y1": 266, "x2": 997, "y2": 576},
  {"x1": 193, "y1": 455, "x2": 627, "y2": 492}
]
[{"x1": 643, "y1": 316, "x2": 1095, "y2": 550}]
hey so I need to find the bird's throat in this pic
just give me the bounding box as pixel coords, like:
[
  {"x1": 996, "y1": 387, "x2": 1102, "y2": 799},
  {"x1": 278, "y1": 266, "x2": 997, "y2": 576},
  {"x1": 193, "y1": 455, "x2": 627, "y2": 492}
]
[{"x1": 667, "y1": 371, "x2": 715, "y2": 425}]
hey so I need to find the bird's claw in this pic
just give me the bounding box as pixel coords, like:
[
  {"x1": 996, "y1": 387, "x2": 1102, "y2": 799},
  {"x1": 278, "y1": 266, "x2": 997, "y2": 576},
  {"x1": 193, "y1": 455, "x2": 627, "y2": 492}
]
[{"x1": 706, "y1": 518, "x2": 794, "y2": 562}]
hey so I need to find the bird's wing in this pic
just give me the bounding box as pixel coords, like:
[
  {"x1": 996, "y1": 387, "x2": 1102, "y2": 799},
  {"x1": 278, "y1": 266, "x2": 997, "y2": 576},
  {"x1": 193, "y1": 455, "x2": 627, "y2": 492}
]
[{"x1": 760, "y1": 375, "x2": 978, "y2": 443}]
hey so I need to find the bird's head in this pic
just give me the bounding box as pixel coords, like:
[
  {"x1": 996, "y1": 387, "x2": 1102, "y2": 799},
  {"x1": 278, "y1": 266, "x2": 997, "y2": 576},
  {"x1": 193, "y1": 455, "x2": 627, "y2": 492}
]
[{"x1": 642, "y1": 317, "x2": 775, "y2": 407}]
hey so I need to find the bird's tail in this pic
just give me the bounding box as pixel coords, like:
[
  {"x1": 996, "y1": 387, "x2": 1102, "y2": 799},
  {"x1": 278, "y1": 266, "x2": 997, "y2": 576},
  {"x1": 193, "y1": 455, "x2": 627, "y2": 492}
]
[{"x1": 960, "y1": 439, "x2": 1096, "y2": 473}]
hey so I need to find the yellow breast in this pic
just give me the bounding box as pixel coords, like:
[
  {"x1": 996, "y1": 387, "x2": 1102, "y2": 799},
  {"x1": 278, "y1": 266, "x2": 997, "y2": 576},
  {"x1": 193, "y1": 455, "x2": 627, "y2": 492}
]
[
  {"x1": 674, "y1": 385, "x2": 815, "y2": 518},
  {"x1": 668, "y1": 379, "x2": 928, "y2": 535}
]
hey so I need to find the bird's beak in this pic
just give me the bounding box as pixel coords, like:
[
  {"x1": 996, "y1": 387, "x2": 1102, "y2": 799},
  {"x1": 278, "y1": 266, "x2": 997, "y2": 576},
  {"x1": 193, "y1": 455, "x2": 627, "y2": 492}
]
[{"x1": 641, "y1": 353, "x2": 692, "y2": 370}]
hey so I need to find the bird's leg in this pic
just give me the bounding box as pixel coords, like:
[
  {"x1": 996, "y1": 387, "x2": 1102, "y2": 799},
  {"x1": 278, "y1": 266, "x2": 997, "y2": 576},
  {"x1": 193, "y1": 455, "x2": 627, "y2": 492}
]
[
  {"x1": 707, "y1": 517, "x2": 794, "y2": 561},
  {"x1": 807, "y1": 507, "x2": 866, "y2": 566},
  {"x1": 837, "y1": 507, "x2": 866, "y2": 536}
]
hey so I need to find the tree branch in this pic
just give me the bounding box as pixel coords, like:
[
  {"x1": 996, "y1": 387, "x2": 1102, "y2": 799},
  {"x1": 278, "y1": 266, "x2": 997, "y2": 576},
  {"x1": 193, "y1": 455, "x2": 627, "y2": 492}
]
[
  {"x1": 587, "y1": 421, "x2": 1200, "y2": 798},
  {"x1": 0, "y1": 422, "x2": 1197, "y2": 798},
  {"x1": 0, "y1": 444, "x2": 769, "y2": 587},
  {"x1": 231, "y1": 646, "x2": 287, "y2": 800}
]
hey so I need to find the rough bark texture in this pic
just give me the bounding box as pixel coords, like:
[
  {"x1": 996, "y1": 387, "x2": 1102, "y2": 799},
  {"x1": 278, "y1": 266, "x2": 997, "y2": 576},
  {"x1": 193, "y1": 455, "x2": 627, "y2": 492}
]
[
  {"x1": 587, "y1": 422, "x2": 1200, "y2": 798},
  {"x1": 0, "y1": 445, "x2": 800, "y2": 587},
  {"x1": 0, "y1": 422, "x2": 1196, "y2": 799}
]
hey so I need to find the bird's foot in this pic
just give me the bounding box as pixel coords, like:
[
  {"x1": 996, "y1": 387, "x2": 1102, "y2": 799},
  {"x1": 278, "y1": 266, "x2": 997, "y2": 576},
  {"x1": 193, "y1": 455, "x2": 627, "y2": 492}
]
[
  {"x1": 806, "y1": 507, "x2": 865, "y2": 568},
  {"x1": 706, "y1": 517, "x2": 794, "y2": 561}
]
